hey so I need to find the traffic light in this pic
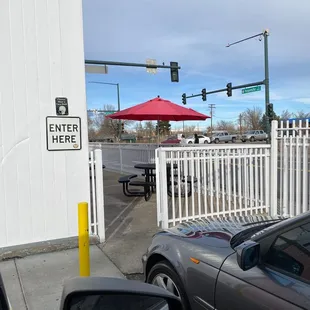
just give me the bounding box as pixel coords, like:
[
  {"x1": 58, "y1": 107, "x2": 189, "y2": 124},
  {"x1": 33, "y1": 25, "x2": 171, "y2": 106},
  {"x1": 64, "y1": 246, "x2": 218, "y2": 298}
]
[
  {"x1": 170, "y1": 61, "x2": 179, "y2": 82},
  {"x1": 201, "y1": 88, "x2": 207, "y2": 101},
  {"x1": 267, "y1": 103, "x2": 274, "y2": 117},
  {"x1": 226, "y1": 83, "x2": 232, "y2": 97},
  {"x1": 121, "y1": 122, "x2": 125, "y2": 133},
  {"x1": 182, "y1": 93, "x2": 186, "y2": 105}
]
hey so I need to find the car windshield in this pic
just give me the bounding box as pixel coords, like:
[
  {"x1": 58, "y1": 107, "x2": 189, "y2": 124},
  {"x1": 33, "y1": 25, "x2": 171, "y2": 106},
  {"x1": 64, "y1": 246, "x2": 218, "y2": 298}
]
[
  {"x1": 230, "y1": 219, "x2": 285, "y2": 248},
  {"x1": 245, "y1": 130, "x2": 255, "y2": 134}
]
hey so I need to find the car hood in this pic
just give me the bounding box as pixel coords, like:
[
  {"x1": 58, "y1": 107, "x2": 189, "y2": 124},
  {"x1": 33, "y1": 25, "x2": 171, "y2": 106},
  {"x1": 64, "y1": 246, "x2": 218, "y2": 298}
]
[
  {"x1": 161, "y1": 214, "x2": 285, "y2": 245},
  {"x1": 151, "y1": 215, "x2": 286, "y2": 269}
]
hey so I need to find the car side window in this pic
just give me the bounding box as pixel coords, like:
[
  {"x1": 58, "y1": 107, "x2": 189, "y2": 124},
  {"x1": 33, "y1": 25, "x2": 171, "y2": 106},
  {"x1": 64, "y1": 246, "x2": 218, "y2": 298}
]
[{"x1": 265, "y1": 222, "x2": 310, "y2": 283}]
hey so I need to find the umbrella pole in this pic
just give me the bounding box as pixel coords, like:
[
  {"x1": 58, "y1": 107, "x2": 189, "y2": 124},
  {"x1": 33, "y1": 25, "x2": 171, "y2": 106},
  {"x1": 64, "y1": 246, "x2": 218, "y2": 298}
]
[{"x1": 157, "y1": 120, "x2": 159, "y2": 145}]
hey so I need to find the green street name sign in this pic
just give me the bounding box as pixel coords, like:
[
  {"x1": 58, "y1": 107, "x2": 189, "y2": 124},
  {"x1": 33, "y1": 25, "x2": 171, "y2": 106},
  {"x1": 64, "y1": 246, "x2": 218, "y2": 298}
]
[{"x1": 242, "y1": 86, "x2": 261, "y2": 94}]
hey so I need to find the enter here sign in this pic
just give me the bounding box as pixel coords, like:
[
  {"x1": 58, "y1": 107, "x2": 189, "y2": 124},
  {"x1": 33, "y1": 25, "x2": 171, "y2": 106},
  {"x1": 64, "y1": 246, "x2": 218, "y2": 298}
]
[{"x1": 46, "y1": 116, "x2": 82, "y2": 151}]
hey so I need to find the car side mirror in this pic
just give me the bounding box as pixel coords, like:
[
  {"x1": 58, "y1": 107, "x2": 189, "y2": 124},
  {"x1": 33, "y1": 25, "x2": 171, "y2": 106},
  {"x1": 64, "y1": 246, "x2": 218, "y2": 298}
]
[
  {"x1": 235, "y1": 240, "x2": 260, "y2": 271},
  {"x1": 60, "y1": 277, "x2": 181, "y2": 310},
  {"x1": 0, "y1": 273, "x2": 11, "y2": 310}
]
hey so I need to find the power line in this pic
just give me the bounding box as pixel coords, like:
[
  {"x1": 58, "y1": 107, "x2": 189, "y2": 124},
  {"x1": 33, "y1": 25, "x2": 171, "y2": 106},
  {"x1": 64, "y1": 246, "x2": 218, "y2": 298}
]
[{"x1": 213, "y1": 115, "x2": 239, "y2": 120}]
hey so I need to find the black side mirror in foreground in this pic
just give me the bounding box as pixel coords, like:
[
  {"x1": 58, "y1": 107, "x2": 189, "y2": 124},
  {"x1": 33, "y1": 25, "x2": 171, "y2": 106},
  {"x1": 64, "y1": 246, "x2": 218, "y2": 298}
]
[
  {"x1": 236, "y1": 240, "x2": 260, "y2": 271},
  {"x1": 60, "y1": 277, "x2": 182, "y2": 310},
  {"x1": 0, "y1": 273, "x2": 11, "y2": 310}
]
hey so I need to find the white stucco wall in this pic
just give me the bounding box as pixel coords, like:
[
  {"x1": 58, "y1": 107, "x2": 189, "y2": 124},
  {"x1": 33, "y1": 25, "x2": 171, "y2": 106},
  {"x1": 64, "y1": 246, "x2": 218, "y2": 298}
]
[{"x1": 0, "y1": 0, "x2": 90, "y2": 247}]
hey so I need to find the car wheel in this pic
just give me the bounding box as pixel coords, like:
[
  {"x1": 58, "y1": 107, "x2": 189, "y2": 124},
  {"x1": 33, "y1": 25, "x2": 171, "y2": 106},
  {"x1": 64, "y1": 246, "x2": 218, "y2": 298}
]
[
  {"x1": 232, "y1": 137, "x2": 236, "y2": 143},
  {"x1": 241, "y1": 139, "x2": 246, "y2": 143},
  {"x1": 147, "y1": 261, "x2": 191, "y2": 310},
  {"x1": 204, "y1": 140, "x2": 209, "y2": 144},
  {"x1": 214, "y1": 138, "x2": 219, "y2": 144},
  {"x1": 188, "y1": 141, "x2": 192, "y2": 144},
  {"x1": 250, "y1": 136, "x2": 255, "y2": 142}
]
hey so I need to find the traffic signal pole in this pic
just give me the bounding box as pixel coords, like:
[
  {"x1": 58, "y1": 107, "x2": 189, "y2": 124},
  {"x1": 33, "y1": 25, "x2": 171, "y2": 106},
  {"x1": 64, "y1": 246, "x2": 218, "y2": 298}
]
[
  {"x1": 85, "y1": 60, "x2": 181, "y2": 82},
  {"x1": 226, "y1": 30, "x2": 271, "y2": 139},
  {"x1": 264, "y1": 31, "x2": 271, "y2": 137}
]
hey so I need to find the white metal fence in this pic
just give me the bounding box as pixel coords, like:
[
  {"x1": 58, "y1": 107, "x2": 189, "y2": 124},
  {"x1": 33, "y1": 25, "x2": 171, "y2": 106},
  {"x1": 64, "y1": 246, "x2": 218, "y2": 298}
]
[
  {"x1": 156, "y1": 144, "x2": 271, "y2": 228},
  {"x1": 89, "y1": 149, "x2": 105, "y2": 242},
  {"x1": 90, "y1": 120, "x2": 310, "y2": 229},
  {"x1": 89, "y1": 143, "x2": 176, "y2": 175},
  {"x1": 275, "y1": 119, "x2": 310, "y2": 217}
]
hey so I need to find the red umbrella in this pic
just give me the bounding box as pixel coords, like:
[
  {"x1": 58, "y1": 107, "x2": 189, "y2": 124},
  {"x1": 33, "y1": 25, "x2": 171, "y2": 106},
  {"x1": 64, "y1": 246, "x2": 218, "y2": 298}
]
[{"x1": 107, "y1": 97, "x2": 210, "y2": 121}]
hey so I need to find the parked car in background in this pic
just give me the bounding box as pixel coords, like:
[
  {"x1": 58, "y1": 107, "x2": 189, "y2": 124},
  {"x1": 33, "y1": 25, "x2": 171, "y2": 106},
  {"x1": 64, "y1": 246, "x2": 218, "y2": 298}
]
[
  {"x1": 185, "y1": 135, "x2": 210, "y2": 144},
  {"x1": 161, "y1": 136, "x2": 180, "y2": 144},
  {"x1": 211, "y1": 131, "x2": 238, "y2": 143},
  {"x1": 143, "y1": 211, "x2": 310, "y2": 310},
  {"x1": 241, "y1": 130, "x2": 268, "y2": 142}
]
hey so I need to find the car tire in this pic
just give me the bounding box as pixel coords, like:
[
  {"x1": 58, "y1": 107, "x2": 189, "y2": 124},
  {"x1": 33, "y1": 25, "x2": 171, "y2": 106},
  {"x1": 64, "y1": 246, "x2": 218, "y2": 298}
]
[
  {"x1": 241, "y1": 139, "x2": 246, "y2": 143},
  {"x1": 188, "y1": 141, "x2": 192, "y2": 144},
  {"x1": 214, "y1": 138, "x2": 219, "y2": 144},
  {"x1": 232, "y1": 137, "x2": 236, "y2": 143},
  {"x1": 250, "y1": 136, "x2": 255, "y2": 142},
  {"x1": 147, "y1": 261, "x2": 191, "y2": 310},
  {"x1": 204, "y1": 140, "x2": 209, "y2": 144}
]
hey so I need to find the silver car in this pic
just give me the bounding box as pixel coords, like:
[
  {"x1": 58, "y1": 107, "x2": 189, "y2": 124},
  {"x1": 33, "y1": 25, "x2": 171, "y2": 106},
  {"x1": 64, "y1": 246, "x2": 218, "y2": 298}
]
[
  {"x1": 143, "y1": 212, "x2": 310, "y2": 310},
  {"x1": 241, "y1": 130, "x2": 268, "y2": 142}
]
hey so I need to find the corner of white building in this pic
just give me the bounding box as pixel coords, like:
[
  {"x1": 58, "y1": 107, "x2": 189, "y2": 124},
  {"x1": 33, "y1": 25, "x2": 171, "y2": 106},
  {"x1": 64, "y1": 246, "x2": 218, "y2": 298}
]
[{"x1": 0, "y1": 0, "x2": 90, "y2": 247}]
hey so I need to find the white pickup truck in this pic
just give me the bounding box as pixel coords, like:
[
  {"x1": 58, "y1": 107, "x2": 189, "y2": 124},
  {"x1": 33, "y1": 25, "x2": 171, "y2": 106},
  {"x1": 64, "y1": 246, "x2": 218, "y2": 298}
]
[{"x1": 210, "y1": 131, "x2": 238, "y2": 143}]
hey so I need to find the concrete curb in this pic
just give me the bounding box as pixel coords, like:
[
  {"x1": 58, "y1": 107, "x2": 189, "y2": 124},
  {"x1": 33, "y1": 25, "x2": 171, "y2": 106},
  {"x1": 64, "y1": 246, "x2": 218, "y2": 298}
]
[{"x1": 0, "y1": 235, "x2": 100, "y2": 261}]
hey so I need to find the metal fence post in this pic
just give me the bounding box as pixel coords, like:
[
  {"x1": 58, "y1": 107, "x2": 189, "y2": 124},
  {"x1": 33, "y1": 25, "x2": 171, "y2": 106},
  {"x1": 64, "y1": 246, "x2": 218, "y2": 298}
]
[
  {"x1": 119, "y1": 144, "x2": 123, "y2": 173},
  {"x1": 94, "y1": 149, "x2": 105, "y2": 242},
  {"x1": 156, "y1": 148, "x2": 169, "y2": 228},
  {"x1": 270, "y1": 120, "x2": 278, "y2": 216}
]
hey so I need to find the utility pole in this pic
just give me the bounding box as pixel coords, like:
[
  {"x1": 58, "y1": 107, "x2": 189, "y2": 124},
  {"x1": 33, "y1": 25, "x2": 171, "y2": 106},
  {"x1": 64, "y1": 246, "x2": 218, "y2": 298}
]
[
  {"x1": 226, "y1": 29, "x2": 271, "y2": 140},
  {"x1": 239, "y1": 113, "x2": 243, "y2": 135},
  {"x1": 208, "y1": 104, "x2": 216, "y2": 136}
]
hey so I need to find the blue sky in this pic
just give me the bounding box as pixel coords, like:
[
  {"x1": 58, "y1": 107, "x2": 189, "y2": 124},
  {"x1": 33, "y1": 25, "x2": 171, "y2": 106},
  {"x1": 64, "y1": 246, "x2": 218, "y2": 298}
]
[{"x1": 82, "y1": 0, "x2": 310, "y2": 131}]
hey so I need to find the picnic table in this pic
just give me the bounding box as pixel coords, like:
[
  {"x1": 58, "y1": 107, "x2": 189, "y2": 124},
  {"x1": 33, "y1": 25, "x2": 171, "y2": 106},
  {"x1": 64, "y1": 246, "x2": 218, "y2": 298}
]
[{"x1": 118, "y1": 162, "x2": 196, "y2": 201}]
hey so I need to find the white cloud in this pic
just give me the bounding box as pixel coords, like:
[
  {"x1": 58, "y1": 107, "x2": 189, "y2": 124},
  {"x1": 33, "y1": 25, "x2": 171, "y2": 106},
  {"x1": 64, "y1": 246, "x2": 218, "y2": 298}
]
[{"x1": 294, "y1": 98, "x2": 310, "y2": 104}]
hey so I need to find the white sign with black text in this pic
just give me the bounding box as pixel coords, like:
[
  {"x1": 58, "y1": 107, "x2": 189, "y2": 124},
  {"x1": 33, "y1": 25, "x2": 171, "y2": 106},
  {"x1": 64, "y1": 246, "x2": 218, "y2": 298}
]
[{"x1": 46, "y1": 116, "x2": 82, "y2": 151}]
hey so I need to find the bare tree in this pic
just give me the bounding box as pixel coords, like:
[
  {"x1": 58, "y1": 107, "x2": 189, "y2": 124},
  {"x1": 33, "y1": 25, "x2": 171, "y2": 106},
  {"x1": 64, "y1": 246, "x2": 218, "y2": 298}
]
[
  {"x1": 184, "y1": 125, "x2": 196, "y2": 136},
  {"x1": 96, "y1": 104, "x2": 134, "y2": 140},
  {"x1": 215, "y1": 120, "x2": 237, "y2": 132},
  {"x1": 280, "y1": 109, "x2": 292, "y2": 119},
  {"x1": 243, "y1": 107, "x2": 263, "y2": 130},
  {"x1": 144, "y1": 121, "x2": 155, "y2": 138},
  {"x1": 135, "y1": 122, "x2": 144, "y2": 139},
  {"x1": 88, "y1": 115, "x2": 97, "y2": 141},
  {"x1": 293, "y1": 110, "x2": 310, "y2": 119}
]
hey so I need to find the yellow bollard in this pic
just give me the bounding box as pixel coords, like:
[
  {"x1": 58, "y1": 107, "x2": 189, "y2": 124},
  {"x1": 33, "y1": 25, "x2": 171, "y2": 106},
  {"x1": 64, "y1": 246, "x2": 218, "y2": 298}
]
[{"x1": 78, "y1": 202, "x2": 90, "y2": 277}]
